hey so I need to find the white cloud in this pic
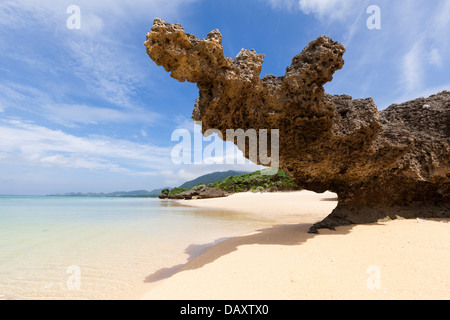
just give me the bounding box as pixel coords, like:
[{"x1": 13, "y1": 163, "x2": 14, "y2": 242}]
[
  {"x1": 432, "y1": 0, "x2": 450, "y2": 41},
  {"x1": 0, "y1": 119, "x2": 172, "y2": 171},
  {"x1": 298, "y1": 0, "x2": 359, "y2": 21},
  {"x1": 264, "y1": 0, "x2": 297, "y2": 10},
  {"x1": 0, "y1": 0, "x2": 196, "y2": 29},
  {"x1": 0, "y1": 0, "x2": 197, "y2": 111},
  {"x1": 66, "y1": 39, "x2": 144, "y2": 109},
  {"x1": 428, "y1": 48, "x2": 442, "y2": 67},
  {"x1": 310, "y1": 1, "x2": 450, "y2": 108},
  {"x1": 264, "y1": 0, "x2": 361, "y2": 21},
  {"x1": 0, "y1": 118, "x2": 262, "y2": 188},
  {"x1": 393, "y1": 2, "x2": 450, "y2": 95},
  {"x1": 0, "y1": 83, "x2": 43, "y2": 109},
  {"x1": 0, "y1": 82, "x2": 159, "y2": 127},
  {"x1": 43, "y1": 104, "x2": 159, "y2": 127},
  {"x1": 393, "y1": 1, "x2": 450, "y2": 97},
  {"x1": 401, "y1": 41, "x2": 424, "y2": 94},
  {"x1": 394, "y1": 83, "x2": 450, "y2": 106}
]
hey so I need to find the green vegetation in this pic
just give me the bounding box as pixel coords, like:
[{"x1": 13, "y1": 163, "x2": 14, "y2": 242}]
[
  {"x1": 160, "y1": 189, "x2": 170, "y2": 197},
  {"x1": 206, "y1": 169, "x2": 298, "y2": 193},
  {"x1": 158, "y1": 169, "x2": 299, "y2": 199},
  {"x1": 168, "y1": 187, "x2": 190, "y2": 196},
  {"x1": 193, "y1": 184, "x2": 206, "y2": 191}
]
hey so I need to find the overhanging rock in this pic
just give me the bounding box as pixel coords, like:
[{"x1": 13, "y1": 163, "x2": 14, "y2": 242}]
[{"x1": 145, "y1": 19, "x2": 450, "y2": 233}]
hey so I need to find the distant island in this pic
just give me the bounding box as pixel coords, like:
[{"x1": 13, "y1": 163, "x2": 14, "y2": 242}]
[
  {"x1": 47, "y1": 189, "x2": 164, "y2": 198},
  {"x1": 48, "y1": 169, "x2": 299, "y2": 199},
  {"x1": 159, "y1": 169, "x2": 299, "y2": 200},
  {"x1": 47, "y1": 170, "x2": 251, "y2": 198}
]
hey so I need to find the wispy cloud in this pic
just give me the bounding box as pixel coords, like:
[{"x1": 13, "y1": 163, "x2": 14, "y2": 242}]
[
  {"x1": 0, "y1": 119, "x2": 171, "y2": 172},
  {"x1": 394, "y1": 83, "x2": 450, "y2": 106},
  {"x1": 43, "y1": 103, "x2": 160, "y2": 127},
  {"x1": 264, "y1": 0, "x2": 297, "y2": 11},
  {"x1": 265, "y1": 0, "x2": 450, "y2": 107},
  {"x1": 427, "y1": 48, "x2": 442, "y2": 67},
  {"x1": 0, "y1": 118, "x2": 261, "y2": 188},
  {"x1": 65, "y1": 38, "x2": 145, "y2": 109},
  {"x1": 264, "y1": 0, "x2": 361, "y2": 21},
  {"x1": 0, "y1": 82, "x2": 159, "y2": 127},
  {"x1": 298, "y1": 0, "x2": 360, "y2": 21},
  {"x1": 394, "y1": 1, "x2": 450, "y2": 98},
  {"x1": 0, "y1": 0, "x2": 197, "y2": 29},
  {"x1": 0, "y1": 0, "x2": 197, "y2": 111},
  {"x1": 401, "y1": 41, "x2": 424, "y2": 94}
]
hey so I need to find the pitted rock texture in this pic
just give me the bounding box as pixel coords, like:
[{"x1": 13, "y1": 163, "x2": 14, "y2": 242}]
[
  {"x1": 145, "y1": 19, "x2": 450, "y2": 232},
  {"x1": 160, "y1": 187, "x2": 229, "y2": 200}
]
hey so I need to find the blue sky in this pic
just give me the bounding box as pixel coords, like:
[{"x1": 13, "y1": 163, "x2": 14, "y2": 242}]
[{"x1": 0, "y1": 0, "x2": 449, "y2": 195}]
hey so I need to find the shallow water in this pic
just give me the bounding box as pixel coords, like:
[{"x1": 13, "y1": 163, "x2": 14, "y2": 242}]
[{"x1": 0, "y1": 196, "x2": 277, "y2": 300}]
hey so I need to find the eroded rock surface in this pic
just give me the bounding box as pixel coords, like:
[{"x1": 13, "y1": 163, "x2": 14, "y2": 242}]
[
  {"x1": 145, "y1": 19, "x2": 450, "y2": 232},
  {"x1": 161, "y1": 187, "x2": 229, "y2": 200}
]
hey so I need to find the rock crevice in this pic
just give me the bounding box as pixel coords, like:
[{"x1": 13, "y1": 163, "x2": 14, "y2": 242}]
[{"x1": 145, "y1": 19, "x2": 450, "y2": 232}]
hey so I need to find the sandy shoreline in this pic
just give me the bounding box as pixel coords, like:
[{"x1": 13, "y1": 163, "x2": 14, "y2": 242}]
[
  {"x1": 141, "y1": 191, "x2": 449, "y2": 300},
  {"x1": 176, "y1": 191, "x2": 339, "y2": 224}
]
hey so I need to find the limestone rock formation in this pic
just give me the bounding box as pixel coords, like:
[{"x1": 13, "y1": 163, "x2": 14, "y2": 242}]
[
  {"x1": 165, "y1": 187, "x2": 229, "y2": 200},
  {"x1": 145, "y1": 19, "x2": 450, "y2": 232}
]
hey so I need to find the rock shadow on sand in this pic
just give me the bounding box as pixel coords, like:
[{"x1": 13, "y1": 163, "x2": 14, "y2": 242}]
[{"x1": 144, "y1": 222, "x2": 356, "y2": 283}]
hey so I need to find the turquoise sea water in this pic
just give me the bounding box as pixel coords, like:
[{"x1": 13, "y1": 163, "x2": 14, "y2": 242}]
[{"x1": 0, "y1": 196, "x2": 276, "y2": 300}]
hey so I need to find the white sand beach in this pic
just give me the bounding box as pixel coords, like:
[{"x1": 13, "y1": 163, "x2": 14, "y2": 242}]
[{"x1": 141, "y1": 191, "x2": 449, "y2": 300}]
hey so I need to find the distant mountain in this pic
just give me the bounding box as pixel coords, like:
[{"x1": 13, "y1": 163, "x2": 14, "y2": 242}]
[
  {"x1": 147, "y1": 188, "x2": 167, "y2": 196},
  {"x1": 47, "y1": 171, "x2": 249, "y2": 198},
  {"x1": 179, "y1": 170, "x2": 250, "y2": 189},
  {"x1": 160, "y1": 169, "x2": 299, "y2": 200}
]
